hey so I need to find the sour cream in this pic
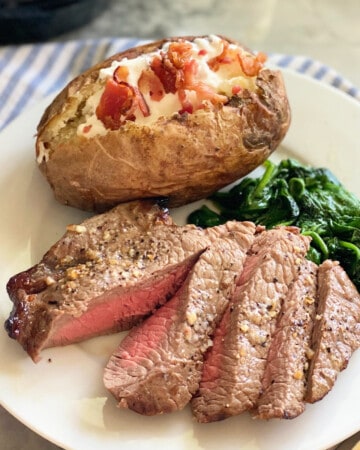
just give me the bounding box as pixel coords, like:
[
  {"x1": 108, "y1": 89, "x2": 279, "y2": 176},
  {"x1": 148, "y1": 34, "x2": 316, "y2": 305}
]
[{"x1": 77, "y1": 35, "x2": 257, "y2": 138}]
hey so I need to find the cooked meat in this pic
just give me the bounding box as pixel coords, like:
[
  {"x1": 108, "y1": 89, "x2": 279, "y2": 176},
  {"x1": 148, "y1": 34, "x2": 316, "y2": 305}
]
[
  {"x1": 255, "y1": 259, "x2": 318, "y2": 419},
  {"x1": 5, "y1": 200, "x2": 217, "y2": 362},
  {"x1": 103, "y1": 221, "x2": 256, "y2": 415},
  {"x1": 6, "y1": 194, "x2": 360, "y2": 420},
  {"x1": 305, "y1": 259, "x2": 360, "y2": 403},
  {"x1": 191, "y1": 227, "x2": 311, "y2": 423}
]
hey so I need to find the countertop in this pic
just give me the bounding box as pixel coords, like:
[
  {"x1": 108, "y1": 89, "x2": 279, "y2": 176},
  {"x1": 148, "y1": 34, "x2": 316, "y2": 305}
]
[
  {"x1": 59, "y1": 0, "x2": 360, "y2": 88},
  {"x1": 1, "y1": 0, "x2": 360, "y2": 449}
]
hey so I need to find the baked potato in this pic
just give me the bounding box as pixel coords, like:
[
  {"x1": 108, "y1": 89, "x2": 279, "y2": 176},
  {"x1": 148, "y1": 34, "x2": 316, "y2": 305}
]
[{"x1": 36, "y1": 35, "x2": 291, "y2": 212}]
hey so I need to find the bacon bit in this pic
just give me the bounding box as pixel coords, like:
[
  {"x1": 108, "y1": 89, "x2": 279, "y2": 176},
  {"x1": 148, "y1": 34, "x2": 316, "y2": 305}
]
[
  {"x1": 82, "y1": 124, "x2": 92, "y2": 134},
  {"x1": 133, "y1": 86, "x2": 150, "y2": 117},
  {"x1": 151, "y1": 43, "x2": 227, "y2": 114},
  {"x1": 113, "y1": 65, "x2": 129, "y2": 83},
  {"x1": 208, "y1": 40, "x2": 237, "y2": 71},
  {"x1": 96, "y1": 79, "x2": 136, "y2": 129},
  {"x1": 150, "y1": 42, "x2": 193, "y2": 94},
  {"x1": 182, "y1": 58, "x2": 198, "y2": 87},
  {"x1": 182, "y1": 59, "x2": 227, "y2": 107},
  {"x1": 178, "y1": 88, "x2": 193, "y2": 114},
  {"x1": 256, "y1": 51, "x2": 267, "y2": 64},
  {"x1": 178, "y1": 105, "x2": 193, "y2": 115},
  {"x1": 231, "y1": 85, "x2": 242, "y2": 95},
  {"x1": 150, "y1": 55, "x2": 178, "y2": 94},
  {"x1": 138, "y1": 68, "x2": 164, "y2": 101},
  {"x1": 195, "y1": 85, "x2": 227, "y2": 106},
  {"x1": 96, "y1": 78, "x2": 150, "y2": 129},
  {"x1": 167, "y1": 41, "x2": 193, "y2": 69},
  {"x1": 97, "y1": 37, "x2": 265, "y2": 128},
  {"x1": 221, "y1": 56, "x2": 233, "y2": 65},
  {"x1": 238, "y1": 50, "x2": 267, "y2": 77}
]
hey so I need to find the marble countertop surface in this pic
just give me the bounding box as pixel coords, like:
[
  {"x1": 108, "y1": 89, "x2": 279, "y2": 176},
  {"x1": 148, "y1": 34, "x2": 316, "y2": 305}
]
[
  {"x1": 62, "y1": 0, "x2": 360, "y2": 88},
  {"x1": 1, "y1": 0, "x2": 360, "y2": 449}
]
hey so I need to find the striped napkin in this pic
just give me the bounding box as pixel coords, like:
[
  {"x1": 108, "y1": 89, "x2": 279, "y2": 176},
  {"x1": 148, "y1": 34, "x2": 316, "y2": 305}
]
[{"x1": 0, "y1": 37, "x2": 359, "y2": 132}]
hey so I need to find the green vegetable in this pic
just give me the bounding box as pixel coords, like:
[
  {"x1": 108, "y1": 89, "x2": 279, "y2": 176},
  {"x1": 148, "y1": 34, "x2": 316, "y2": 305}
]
[{"x1": 187, "y1": 159, "x2": 360, "y2": 290}]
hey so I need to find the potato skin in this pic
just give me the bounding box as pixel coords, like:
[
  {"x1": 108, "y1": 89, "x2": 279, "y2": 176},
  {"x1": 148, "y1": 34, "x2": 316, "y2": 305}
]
[{"x1": 36, "y1": 36, "x2": 291, "y2": 212}]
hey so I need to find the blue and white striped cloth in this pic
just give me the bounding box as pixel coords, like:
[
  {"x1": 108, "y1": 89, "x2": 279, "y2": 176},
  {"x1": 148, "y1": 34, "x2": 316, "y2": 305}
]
[{"x1": 0, "y1": 37, "x2": 359, "y2": 132}]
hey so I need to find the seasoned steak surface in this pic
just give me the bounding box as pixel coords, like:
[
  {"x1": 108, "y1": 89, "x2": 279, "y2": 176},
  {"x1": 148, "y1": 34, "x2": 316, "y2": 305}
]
[
  {"x1": 255, "y1": 259, "x2": 318, "y2": 419},
  {"x1": 5, "y1": 201, "x2": 360, "y2": 421},
  {"x1": 5, "y1": 201, "x2": 211, "y2": 361},
  {"x1": 306, "y1": 260, "x2": 360, "y2": 403},
  {"x1": 103, "y1": 221, "x2": 256, "y2": 415},
  {"x1": 191, "y1": 227, "x2": 311, "y2": 423}
]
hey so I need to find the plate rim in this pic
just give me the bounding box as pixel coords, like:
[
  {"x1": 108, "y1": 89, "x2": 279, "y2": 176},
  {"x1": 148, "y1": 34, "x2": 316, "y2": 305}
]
[{"x1": 1, "y1": 67, "x2": 360, "y2": 450}]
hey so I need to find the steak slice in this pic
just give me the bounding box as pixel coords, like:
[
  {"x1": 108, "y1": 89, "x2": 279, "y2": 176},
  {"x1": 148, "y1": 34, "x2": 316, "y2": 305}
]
[
  {"x1": 5, "y1": 200, "x2": 213, "y2": 362},
  {"x1": 191, "y1": 227, "x2": 311, "y2": 423},
  {"x1": 103, "y1": 221, "x2": 256, "y2": 415},
  {"x1": 255, "y1": 259, "x2": 318, "y2": 419},
  {"x1": 305, "y1": 259, "x2": 360, "y2": 403}
]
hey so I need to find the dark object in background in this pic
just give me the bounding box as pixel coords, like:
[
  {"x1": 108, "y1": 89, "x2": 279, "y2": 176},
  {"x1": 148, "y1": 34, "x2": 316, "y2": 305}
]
[{"x1": 0, "y1": 0, "x2": 111, "y2": 44}]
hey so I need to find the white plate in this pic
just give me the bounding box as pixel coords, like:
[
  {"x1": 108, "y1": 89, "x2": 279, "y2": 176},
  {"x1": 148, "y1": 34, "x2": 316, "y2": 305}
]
[{"x1": 1, "y1": 69, "x2": 360, "y2": 450}]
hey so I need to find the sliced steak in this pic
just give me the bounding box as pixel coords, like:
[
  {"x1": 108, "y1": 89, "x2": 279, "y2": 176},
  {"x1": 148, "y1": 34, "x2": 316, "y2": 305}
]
[
  {"x1": 103, "y1": 221, "x2": 256, "y2": 415},
  {"x1": 191, "y1": 227, "x2": 311, "y2": 423},
  {"x1": 255, "y1": 259, "x2": 318, "y2": 419},
  {"x1": 5, "y1": 200, "x2": 215, "y2": 362},
  {"x1": 305, "y1": 259, "x2": 360, "y2": 403}
]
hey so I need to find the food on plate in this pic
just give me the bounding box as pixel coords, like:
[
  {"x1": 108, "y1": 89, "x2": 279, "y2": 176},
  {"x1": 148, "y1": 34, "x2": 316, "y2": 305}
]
[
  {"x1": 4, "y1": 199, "x2": 360, "y2": 420},
  {"x1": 35, "y1": 34, "x2": 291, "y2": 212},
  {"x1": 192, "y1": 253, "x2": 360, "y2": 422},
  {"x1": 191, "y1": 226, "x2": 311, "y2": 422},
  {"x1": 6, "y1": 200, "x2": 218, "y2": 362},
  {"x1": 305, "y1": 260, "x2": 360, "y2": 403},
  {"x1": 104, "y1": 220, "x2": 256, "y2": 415},
  {"x1": 188, "y1": 158, "x2": 360, "y2": 291},
  {"x1": 255, "y1": 259, "x2": 318, "y2": 420}
]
